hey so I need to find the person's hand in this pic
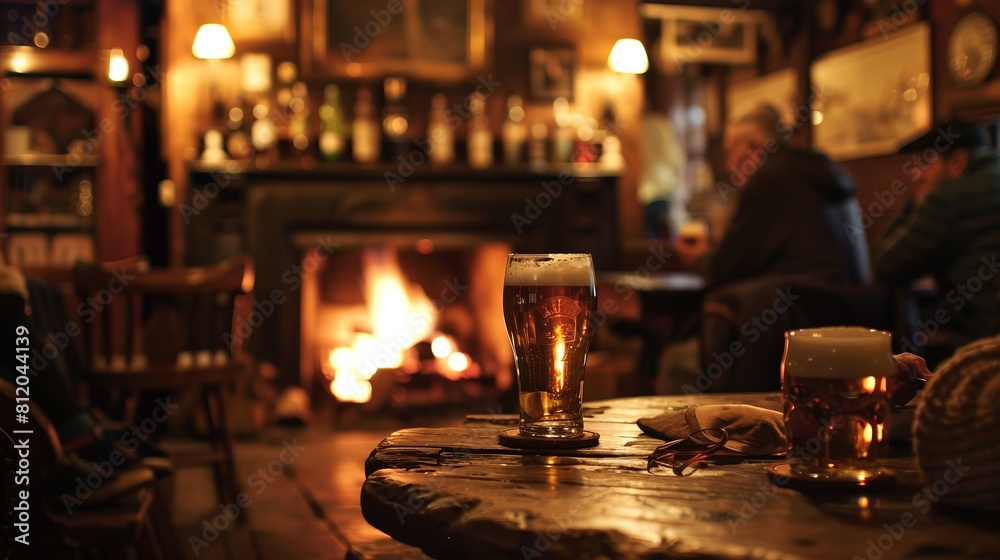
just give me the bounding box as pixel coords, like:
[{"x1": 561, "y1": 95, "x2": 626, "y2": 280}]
[
  {"x1": 892, "y1": 352, "x2": 933, "y2": 406},
  {"x1": 673, "y1": 234, "x2": 710, "y2": 271}
]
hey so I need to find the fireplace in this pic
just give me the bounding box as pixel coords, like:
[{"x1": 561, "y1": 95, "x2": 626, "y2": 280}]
[
  {"x1": 185, "y1": 162, "x2": 622, "y2": 403},
  {"x1": 301, "y1": 242, "x2": 513, "y2": 409}
]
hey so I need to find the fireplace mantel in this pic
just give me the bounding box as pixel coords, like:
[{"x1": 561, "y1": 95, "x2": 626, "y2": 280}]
[{"x1": 186, "y1": 161, "x2": 621, "y2": 387}]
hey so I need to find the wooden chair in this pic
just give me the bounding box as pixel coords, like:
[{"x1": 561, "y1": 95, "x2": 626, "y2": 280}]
[
  {"x1": 0, "y1": 380, "x2": 182, "y2": 560},
  {"x1": 71, "y1": 257, "x2": 252, "y2": 508}
]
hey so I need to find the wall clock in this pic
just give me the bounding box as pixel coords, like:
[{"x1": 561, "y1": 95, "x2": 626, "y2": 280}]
[{"x1": 948, "y1": 12, "x2": 997, "y2": 87}]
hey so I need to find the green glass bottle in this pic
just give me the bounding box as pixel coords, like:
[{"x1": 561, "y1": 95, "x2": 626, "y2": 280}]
[{"x1": 319, "y1": 84, "x2": 348, "y2": 161}]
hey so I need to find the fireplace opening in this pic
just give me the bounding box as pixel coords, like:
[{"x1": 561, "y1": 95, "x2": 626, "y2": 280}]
[{"x1": 301, "y1": 241, "x2": 514, "y2": 414}]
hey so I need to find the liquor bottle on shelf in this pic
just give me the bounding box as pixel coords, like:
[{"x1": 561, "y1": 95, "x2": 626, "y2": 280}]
[
  {"x1": 528, "y1": 122, "x2": 548, "y2": 167},
  {"x1": 225, "y1": 103, "x2": 252, "y2": 160},
  {"x1": 382, "y1": 77, "x2": 409, "y2": 159},
  {"x1": 427, "y1": 93, "x2": 454, "y2": 164},
  {"x1": 502, "y1": 94, "x2": 527, "y2": 165},
  {"x1": 551, "y1": 97, "x2": 573, "y2": 163},
  {"x1": 572, "y1": 120, "x2": 598, "y2": 163},
  {"x1": 250, "y1": 101, "x2": 277, "y2": 158},
  {"x1": 318, "y1": 84, "x2": 348, "y2": 161},
  {"x1": 289, "y1": 81, "x2": 310, "y2": 157},
  {"x1": 467, "y1": 92, "x2": 492, "y2": 168},
  {"x1": 274, "y1": 62, "x2": 298, "y2": 158},
  {"x1": 352, "y1": 85, "x2": 381, "y2": 164}
]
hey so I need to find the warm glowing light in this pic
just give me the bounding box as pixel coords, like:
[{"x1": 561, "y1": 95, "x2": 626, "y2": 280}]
[
  {"x1": 431, "y1": 335, "x2": 454, "y2": 359},
  {"x1": 862, "y1": 423, "x2": 873, "y2": 444},
  {"x1": 608, "y1": 38, "x2": 649, "y2": 74},
  {"x1": 384, "y1": 115, "x2": 409, "y2": 136},
  {"x1": 11, "y1": 53, "x2": 28, "y2": 73},
  {"x1": 33, "y1": 32, "x2": 49, "y2": 48},
  {"x1": 876, "y1": 423, "x2": 884, "y2": 442},
  {"x1": 880, "y1": 377, "x2": 888, "y2": 392},
  {"x1": 415, "y1": 239, "x2": 434, "y2": 254},
  {"x1": 108, "y1": 48, "x2": 129, "y2": 83},
  {"x1": 447, "y1": 352, "x2": 470, "y2": 373},
  {"x1": 812, "y1": 111, "x2": 824, "y2": 126},
  {"x1": 903, "y1": 88, "x2": 917, "y2": 102},
  {"x1": 330, "y1": 375, "x2": 372, "y2": 403},
  {"x1": 192, "y1": 24, "x2": 235, "y2": 60},
  {"x1": 858, "y1": 496, "x2": 870, "y2": 508},
  {"x1": 329, "y1": 347, "x2": 354, "y2": 371},
  {"x1": 861, "y1": 376, "x2": 877, "y2": 394},
  {"x1": 553, "y1": 338, "x2": 566, "y2": 390},
  {"x1": 364, "y1": 249, "x2": 436, "y2": 352},
  {"x1": 352, "y1": 333, "x2": 391, "y2": 376}
]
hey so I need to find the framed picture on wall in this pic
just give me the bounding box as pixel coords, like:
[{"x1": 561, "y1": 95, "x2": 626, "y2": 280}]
[
  {"x1": 640, "y1": 5, "x2": 758, "y2": 68},
  {"x1": 727, "y1": 68, "x2": 798, "y2": 127},
  {"x1": 302, "y1": 0, "x2": 490, "y2": 80},
  {"x1": 523, "y1": 0, "x2": 586, "y2": 29},
  {"x1": 811, "y1": 22, "x2": 931, "y2": 161},
  {"x1": 222, "y1": 0, "x2": 295, "y2": 44},
  {"x1": 528, "y1": 45, "x2": 574, "y2": 101}
]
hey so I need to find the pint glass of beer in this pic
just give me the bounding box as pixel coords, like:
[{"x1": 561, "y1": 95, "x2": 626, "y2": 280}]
[
  {"x1": 503, "y1": 253, "x2": 597, "y2": 438},
  {"x1": 781, "y1": 327, "x2": 896, "y2": 480}
]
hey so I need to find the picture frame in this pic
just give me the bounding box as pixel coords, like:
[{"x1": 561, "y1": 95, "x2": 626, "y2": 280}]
[
  {"x1": 528, "y1": 44, "x2": 574, "y2": 101},
  {"x1": 726, "y1": 68, "x2": 798, "y2": 127},
  {"x1": 301, "y1": 0, "x2": 490, "y2": 80},
  {"x1": 811, "y1": 22, "x2": 931, "y2": 161},
  {"x1": 523, "y1": 0, "x2": 586, "y2": 30},
  {"x1": 221, "y1": 0, "x2": 295, "y2": 45},
  {"x1": 640, "y1": 5, "x2": 759, "y2": 69}
]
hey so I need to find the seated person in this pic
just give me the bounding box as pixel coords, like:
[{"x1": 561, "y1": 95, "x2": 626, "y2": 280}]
[
  {"x1": 664, "y1": 104, "x2": 871, "y2": 393},
  {"x1": 872, "y1": 121, "x2": 1000, "y2": 360},
  {"x1": 0, "y1": 265, "x2": 168, "y2": 510}
]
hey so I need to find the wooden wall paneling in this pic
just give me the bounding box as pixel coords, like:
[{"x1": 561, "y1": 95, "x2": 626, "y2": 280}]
[
  {"x1": 96, "y1": 0, "x2": 142, "y2": 261},
  {"x1": 841, "y1": 153, "x2": 915, "y2": 244}
]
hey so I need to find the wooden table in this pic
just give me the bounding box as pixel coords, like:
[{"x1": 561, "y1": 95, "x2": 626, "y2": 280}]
[{"x1": 361, "y1": 394, "x2": 1000, "y2": 559}]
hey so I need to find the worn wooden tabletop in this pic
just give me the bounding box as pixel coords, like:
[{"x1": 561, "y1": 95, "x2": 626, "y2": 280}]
[{"x1": 361, "y1": 394, "x2": 1000, "y2": 559}]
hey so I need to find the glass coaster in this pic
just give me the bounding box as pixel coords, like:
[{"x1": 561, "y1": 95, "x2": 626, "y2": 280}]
[
  {"x1": 767, "y1": 463, "x2": 897, "y2": 491},
  {"x1": 498, "y1": 429, "x2": 600, "y2": 450}
]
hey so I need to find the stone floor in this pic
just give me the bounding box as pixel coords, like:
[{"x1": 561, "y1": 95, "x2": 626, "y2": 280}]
[{"x1": 169, "y1": 416, "x2": 461, "y2": 560}]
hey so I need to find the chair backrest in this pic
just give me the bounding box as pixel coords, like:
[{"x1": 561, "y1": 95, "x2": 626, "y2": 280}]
[
  {"x1": 699, "y1": 275, "x2": 883, "y2": 393},
  {"x1": 0, "y1": 379, "x2": 62, "y2": 473},
  {"x1": 71, "y1": 258, "x2": 251, "y2": 372}
]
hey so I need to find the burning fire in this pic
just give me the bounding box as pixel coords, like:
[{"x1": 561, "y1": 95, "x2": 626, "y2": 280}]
[{"x1": 325, "y1": 248, "x2": 475, "y2": 403}]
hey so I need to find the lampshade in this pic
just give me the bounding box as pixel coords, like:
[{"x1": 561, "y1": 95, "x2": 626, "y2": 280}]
[
  {"x1": 192, "y1": 24, "x2": 235, "y2": 60},
  {"x1": 608, "y1": 38, "x2": 649, "y2": 74}
]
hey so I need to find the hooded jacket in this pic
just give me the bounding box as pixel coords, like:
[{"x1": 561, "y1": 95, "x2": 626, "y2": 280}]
[{"x1": 706, "y1": 148, "x2": 871, "y2": 290}]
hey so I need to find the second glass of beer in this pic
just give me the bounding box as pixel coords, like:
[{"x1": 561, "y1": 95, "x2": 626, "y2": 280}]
[
  {"x1": 781, "y1": 327, "x2": 896, "y2": 481},
  {"x1": 503, "y1": 253, "x2": 597, "y2": 438}
]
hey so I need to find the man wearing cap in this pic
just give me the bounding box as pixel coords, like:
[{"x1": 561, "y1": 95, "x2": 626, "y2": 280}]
[{"x1": 873, "y1": 121, "x2": 1000, "y2": 351}]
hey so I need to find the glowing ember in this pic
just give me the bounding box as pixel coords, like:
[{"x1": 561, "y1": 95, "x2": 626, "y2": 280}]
[
  {"x1": 431, "y1": 335, "x2": 454, "y2": 358},
  {"x1": 861, "y1": 376, "x2": 876, "y2": 394},
  {"x1": 329, "y1": 347, "x2": 353, "y2": 370},
  {"x1": 329, "y1": 375, "x2": 372, "y2": 403},
  {"x1": 447, "y1": 352, "x2": 471, "y2": 373}
]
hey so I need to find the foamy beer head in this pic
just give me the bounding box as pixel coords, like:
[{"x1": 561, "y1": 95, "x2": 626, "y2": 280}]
[
  {"x1": 504, "y1": 253, "x2": 595, "y2": 287},
  {"x1": 782, "y1": 327, "x2": 895, "y2": 380}
]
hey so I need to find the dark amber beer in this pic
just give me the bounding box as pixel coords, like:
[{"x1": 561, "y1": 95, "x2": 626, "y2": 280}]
[
  {"x1": 503, "y1": 254, "x2": 596, "y2": 437},
  {"x1": 781, "y1": 327, "x2": 896, "y2": 480}
]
